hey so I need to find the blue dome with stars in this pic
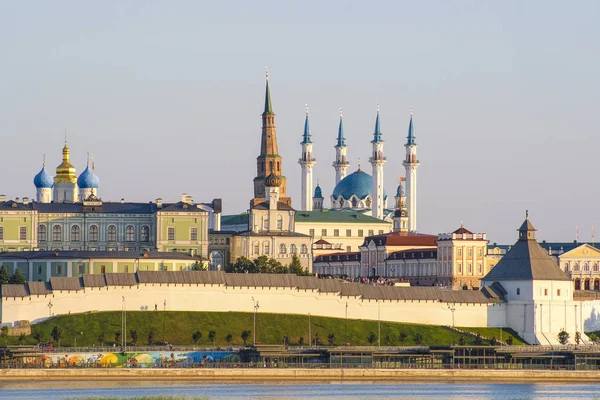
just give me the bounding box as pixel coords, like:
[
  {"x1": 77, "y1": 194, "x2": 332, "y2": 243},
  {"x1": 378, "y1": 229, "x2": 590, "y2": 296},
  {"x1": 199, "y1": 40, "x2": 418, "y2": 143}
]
[
  {"x1": 331, "y1": 169, "x2": 387, "y2": 201},
  {"x1": 33, "y1": 166, "x2": 54, "y2": 189},
  {"x1": 77, "y1": 165, "x2": 99, "y2": 189},
  {"x1": 314, "y1": 184, "x2": 323, "y2": 199}
]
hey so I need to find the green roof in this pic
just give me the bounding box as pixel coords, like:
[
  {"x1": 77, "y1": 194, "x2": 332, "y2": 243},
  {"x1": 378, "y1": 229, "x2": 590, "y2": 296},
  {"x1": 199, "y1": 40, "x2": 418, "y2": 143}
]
[
  {"x1": 295, "y1": 210, "x2": 390, "y2": 224},
  {"x1": 221, "y1": 213, "x2": 249, "y2": 226}
]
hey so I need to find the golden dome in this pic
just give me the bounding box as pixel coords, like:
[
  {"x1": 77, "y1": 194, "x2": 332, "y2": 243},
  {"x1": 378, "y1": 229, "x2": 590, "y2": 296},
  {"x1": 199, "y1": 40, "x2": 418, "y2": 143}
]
[{"x1": 54, "y1": 143, "x2": 77, "y2": 183}]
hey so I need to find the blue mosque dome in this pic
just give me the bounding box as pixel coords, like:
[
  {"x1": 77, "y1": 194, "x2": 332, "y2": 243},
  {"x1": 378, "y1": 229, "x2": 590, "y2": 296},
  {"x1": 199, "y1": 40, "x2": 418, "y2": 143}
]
[
  {"x1": 33, "y1": 166, "x2": 54, "y2": 189},
  {"x1": 314, "y1": 184, "x2": 323, "y2": 199},
  {"x1": 77, "y1": 165, "x2": 99, "y2": 189},
  {"x1": 332, "y1": 169, "x2": 387, "y2": 200}
]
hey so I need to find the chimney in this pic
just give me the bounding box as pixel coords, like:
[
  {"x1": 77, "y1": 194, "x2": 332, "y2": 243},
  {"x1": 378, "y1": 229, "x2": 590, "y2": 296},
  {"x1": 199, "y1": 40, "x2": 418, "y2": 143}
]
[
  {"x1": 120, "y1": 198, "x2": 125, "y2": 204},
  {"x1": 15, "y1": 197, "x2": 20, "y2": 203},
  {"x1": 156, "y1": 198, "x2": 163, "y2": 209},
  {"x1": 181, "y1": 193, "x2": 193, "y2": 204},
  {"x1": 0, "y1": 194, "x2": 6, "y2": 202},
  {"x1": 22, "y1": 197, "x2": 29, "y2": 205}
]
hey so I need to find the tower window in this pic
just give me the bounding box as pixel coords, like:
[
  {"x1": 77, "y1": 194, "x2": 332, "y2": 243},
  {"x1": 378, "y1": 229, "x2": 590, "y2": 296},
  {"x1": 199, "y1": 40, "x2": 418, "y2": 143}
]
[{"x1": 516, "y1": 288, "x2": 520, "y2": 296}]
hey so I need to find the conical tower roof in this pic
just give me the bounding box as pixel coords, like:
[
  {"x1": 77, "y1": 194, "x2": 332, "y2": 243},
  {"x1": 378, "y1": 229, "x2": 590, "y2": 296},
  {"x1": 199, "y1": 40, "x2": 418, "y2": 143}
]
[{"x1": 483, "y1": 213, "x2": 569, "y2": 281}]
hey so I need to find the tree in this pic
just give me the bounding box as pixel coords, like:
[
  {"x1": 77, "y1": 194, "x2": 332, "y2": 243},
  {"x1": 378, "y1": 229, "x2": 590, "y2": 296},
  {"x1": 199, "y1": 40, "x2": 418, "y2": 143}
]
[
  {"x1": 575, "y1": 331, "x2": 582, "y2": 345},
  {"x1": 0, "y1": 326, "x2": 8, "y2": 345},
  {"x1": 18, "y1": 333, "x2": 26, "y2": 345},
  {"x1": 208, "y1": 330, "x2": 216, "y2": 346},
  {"x1": 384, "y1": 333, "x2": 392, "y2": 346},
  {"x1": 298, "y1": 337, "x2": 305, "y2": 345},
  {"x1": 288, "y1": 255, "x2": 306, "y2": 276},
  {"x1": 490, "y1": 336, "x2": 497, "y2": 346},
  {"x1": 97, "y1": 332, "x2": 105, "y2": 346},
  {"x1": 459, "y1": 335, "x2": 466, "y2": 346},
  {"x1": 557, "y1": 329, "x2": 570, "y2": 345},
  {"x1": 32, "y1": 331, "x2": 42, "y2": 344},
  {"x1": 226, "y1": 257, "x2": 256, "y2": 273},
  {"x1": 267, "y1": 258, "x2": 286, "y2": 274},
  {"x1": 506, "y1": 336, "x2": 513, "y2": 346},
  {"x1": 226, "y1": 333, "x2": 233, "y2": 345},
  {"x1": 0, "y1": 265, "x2": 10, "y2": 284},
  {"x1": 241, "y1": 330, "x2": 250, "y2": 345},
  {"x1": 588, "y1": 333, "x2": 598, "y2": 344},
  {"x1": 130, "y1": 330, "x2": 138, "y2": 346},
  {"x1": 51, "y1": 326, "x2": 62, "y2": 346},
  {"x1": 327, "y1": 333, "x2": 336, "y2": 346},
  {"x1": 282, "y1": 336, "x2": 289, "y2": 346},
  {"x1": 9, "y1": 270, "x2": 26, "y2": 284},
  {"x1": 367, "y1": 332, "x2": 377, "y2": 345},
  {"x1": 413, "y1": 333, "x2": 424, "y2": 345},
  {"x1": 114, "y1": 330, "x2": 121, "y2": 344},
  {"x1": 398, "y1": 331, "x2": 408, "y2": 344},
  {"x1": 254, "y1": 256, "x2": 270, "y2": 273},
  {"x1": 474, "y1": 333, "x2": 483, "y2": 345},
  {"x1": 191, "y1": 261, "x2": 207, "y2": 271},
  {"x1": 147, "y1": 329, "x2": 154, "y2": 345},
  {"x1": 192, "y1": 331, "x2": 202, "y2": 345}
]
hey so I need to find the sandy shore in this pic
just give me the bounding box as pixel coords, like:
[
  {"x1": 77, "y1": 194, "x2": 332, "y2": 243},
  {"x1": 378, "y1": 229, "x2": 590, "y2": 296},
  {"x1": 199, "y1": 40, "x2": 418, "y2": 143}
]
[{"x1": 2, "y1": 368, "x2": 600, "y2": 382}]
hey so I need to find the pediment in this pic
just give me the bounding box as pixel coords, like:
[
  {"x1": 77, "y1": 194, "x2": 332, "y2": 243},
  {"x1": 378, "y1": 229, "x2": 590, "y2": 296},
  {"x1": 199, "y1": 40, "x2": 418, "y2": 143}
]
[{"x1": 560, "y1": 243, "x2": 600, "y2": 258}]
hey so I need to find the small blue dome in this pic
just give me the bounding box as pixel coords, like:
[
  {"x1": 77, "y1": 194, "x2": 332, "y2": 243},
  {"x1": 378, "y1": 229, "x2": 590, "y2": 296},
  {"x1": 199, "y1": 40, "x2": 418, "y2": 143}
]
[
  {"x1": 77, "y1": 165, "x2": 99, "y2": 189},
  {"x1": 33, "y1": 166, "x2": 54, "y2": 189},
  {"x1": 331, "y1": 170, "x2": 387, "y2": 201},
  {"x1": 314, "y1": 185, "x2": 323, "y2": 199}
]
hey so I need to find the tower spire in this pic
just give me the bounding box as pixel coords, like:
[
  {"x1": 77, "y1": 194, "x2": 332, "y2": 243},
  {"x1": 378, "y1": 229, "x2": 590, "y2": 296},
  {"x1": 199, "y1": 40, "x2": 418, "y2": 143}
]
[
  {"x1": 43, "y1": 154, "x2": 46, "y2": 168},
  {"x1": 403, "y1": 108, "x2": 420, "y2": 232},
  {"x1": 369, "y1": 103, "x2": 387, "y2": 219},
  {"x1": 336, "y1": 108, "x2": 346, "y2": 147},
  {"x1": 372, "y1": 103, "x2": 383, "y2": 143},
  {"x1": 301, "y1": 104, "x2": 311, "y2": 144},
  {"x1": 299, "y1": 105, "x2": 316, "y2": 211},
  {"x1": 407, "y1": 107, "x2": 416, "y2": 145},
  {"x1": 264, "y1": 66, "x2": 273, "y2": 115}
]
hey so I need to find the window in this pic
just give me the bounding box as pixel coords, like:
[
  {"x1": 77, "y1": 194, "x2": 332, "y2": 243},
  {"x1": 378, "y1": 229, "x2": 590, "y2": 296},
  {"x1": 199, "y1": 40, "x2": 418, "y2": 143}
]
[
  {"x1": 78, "y1": 264, "x2": 84, "y2": 274},
  {"x1": 584, "y1": 263, "x2": 590, "y2": 272},
  {"x1": 309, "y1": 229, "x2": 315, "y2": 237},
  {"x1": 168, "y1": 227, "x2": 175, "y2": 241},
  {"x1": 346, "y1": 229, "x2": 351, "y2": 237},
  {"x1": 38, "y1": 225, "x2": 46, "y2": 241},
  {"x1": 71, "y1": 225, "x2": 80, "y2": 242},
  {"x1": 126, "y1": 225, "x2": 135, "y2": 242},
  {"x1": 277, "y1": 217, "x2": 283, "y2": 230},
  {"x1": 468, "y1": 263, "x2": 472, "y2": 273},
  {"x1": 141, "y1": 226, "x2": 150, "y2": 242},
  {"x1": 595, "y1": 264, "x2": 599, "y2": 272},
  {"x1": 263, "y1": 218, "x2": 268, "y2": 230},
  {"x1": 19, "y1": 226, "x2": 27, "y2": 240},
  {"x1": 574, "y1": 263, "x2": 580, "y2": 271},
  {"x1": 190, "y1": 227, "x2": 198, "y2": 241},
  {"x1": 368, "y1": 230, "x2": 374, "y2": 236},
  {"x1": 565, "y1": 263, "x2": 570, "y2": 272},
  {"x1": 57, "y1": 265, "x2": 62, "y2": 275},
  {"x1": 557, "y1": 289, "x2": 561, "y2": 296},
  {"x1": 124, "y1": 265, "x2": 129, "y2": 273},
  {"x1": 253, "y1": 242, "x2": 259, "y2": 254},
  {"x1": 37, "y1": 265, "x2": 42, "y2": 275},
  {"x1": 89, "y1": 225, "x2": 99, "y2": 242},
  {"x1": 290, "y1": 244, "x2": 297, "y2": 254},
  {"x1": 477, "y1": 248, "x2": 483, "y2": 257},
  {"x1": 108, "y1": 225, "x2": 117, "y2": 242},
  {"x1": 467, "y1": 248, "x2": 472, "y2": 256},
  {"x1": 544, "y1": 288, "x2": 548, "y2": 296},
  {"x1": 100, "y1": 265, "x2": 106, "y2": 274},
  {"x1": 321, "y1": 229, "x2": 327, "y2": 237},
  {"x1": 378, "y1": 230, "x2": 384, "y2": 234},
  {"x1": 279, "y1": 244, "x2": 286, "y2": 254},
  {"x1": 458, "y1": 263, "x2": 462, "y2": 273},
  {"x1": 516, "y1": 288, "x2": 520, "y2": 296},
  {"x1": 358, "y1": 230, "x2": 364, "y2": 237},
  {"x1": 457, "y1": 248, "x2": 462, "y2": 256},
  {"x1": 334, "y1": 229, "x2": 339, "y2": 237},
  {"x1": 264, "y1": 242, "x2": 270, "y2": 255},
  {"x1": 346, "y1": 246, "x2": 352, "y2": 252},
  {"x1": 52, "y1": 225, "x2": 62, "y2": 241},
  {"x1": 477, "y1": 264, "x2": 482, "y2": 274}
]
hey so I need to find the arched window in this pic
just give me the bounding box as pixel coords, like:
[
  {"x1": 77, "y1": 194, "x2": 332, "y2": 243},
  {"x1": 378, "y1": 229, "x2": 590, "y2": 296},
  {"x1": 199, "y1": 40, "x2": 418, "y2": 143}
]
[
  {"x1": 89, "y1": 225, "x2": 99, "y2": 242},
  {"x1": 574, "y1": 263, "x2": 580, "y2": 271},
  {"x1": 210, "y1": 251, "x2": 223, "y2": 271},
  {"x1": 141, "y1": 226, "x2": 150, "y2": 242},
  {"x1": 264, "y1": 242, "x2": 270, "y2": 255},
  {"x1": 279, "y1": 244, "x2": 286, "y2": 254},
  {"x1": 300, "y1": 244, "x2": 308, "y2": 254},
  {"x1": 290, "y1": 244, "x2": 297, "y2": 254},
  {"x1": 71, "y1": 225, "x2": 80, "y2": 242},
  {"x1": 365, "y1": 198, "x2": 372, "y2": 208},
  {"x1": 108, "y1": 225, "x2": 117, "y2": 242},
  {"x1": 253, "y1": 241, "x2": 260, "y2": 255},
  {"x1": 52, "y1": 225, "x2": 62, "y2": 242},
  {"x1": 38, "y1": 225, "x2": 47, "y2": 242},
  {"x1": 584, "y1": 263, "x2": 590, "y2": 272},
  {"x1": 565, "y1": 263, "x2": 570, "y2": 272},
  {"x1": 126, "y1": 225, "x2": 135, "y2": 242},
  {"x1": 351, "y1": 197, "x2": 358, "y2": 208},
  {"x1": 594, "y1": 263, "x2": 599, "y2": 272}
]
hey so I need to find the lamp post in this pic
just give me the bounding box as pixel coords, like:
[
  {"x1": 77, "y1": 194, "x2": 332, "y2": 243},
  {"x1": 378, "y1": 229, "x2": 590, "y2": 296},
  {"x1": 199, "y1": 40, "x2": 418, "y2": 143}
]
[
  {"x1": 344, "y1": 301, "x2": 348, "y2": 345},
  {"x1": 449, "y1": 304, "x2": 456, "y2": 345},
  {"x1": 377, "y1": 298, "x2": 381, "y2": 348},
  {"x1": 252, "y1": 297, "x2": 259, "y2": 346},
  {"x1": 163, "y1": 299, "x2": 166, "y2": 345},
  {"x1": 47, "y1": 300, "x2": 53, "y2": 318},
  {"x1": 308, "y1": 313, "x2": 312, "y2": 346},
  {"x1": 121, "y1": 296, "x2": 126, "y2": 352}
]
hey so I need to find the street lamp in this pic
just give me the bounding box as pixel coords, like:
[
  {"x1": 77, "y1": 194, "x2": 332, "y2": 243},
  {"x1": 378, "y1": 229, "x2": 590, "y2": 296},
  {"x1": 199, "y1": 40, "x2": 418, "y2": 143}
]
[
  {"x1": 344, "y1": 301, "x2": 348, "y2": 345},
  {"x1": 449, "y1": 304, "x2": 456, "y2": 345},
  {"x1": 308, "y1": 313, "x2": 312, "y2": 346},
  {"x1": 252, "y1": 297, "x2": 259, "y2": 346},
  {"x1": 121, "y1": 296, "x2": 126, "y2": 352},
  {"x1": 163, "y1": 299, "x2": 167, "y2": 345},
  {"x1": 47, "y1": 300, "x2": 53, "y2": 318},
  {"x1": 377, "y1": 298, "x2": 381, "y2": 348}
]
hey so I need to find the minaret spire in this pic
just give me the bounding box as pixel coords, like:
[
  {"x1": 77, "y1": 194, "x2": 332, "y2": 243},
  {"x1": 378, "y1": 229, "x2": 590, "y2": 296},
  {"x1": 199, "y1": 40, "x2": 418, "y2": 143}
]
[
  {"x1": 264, "y1": 66, "x2": 273, "y2": 115},
  {"x1": 299, "y1": 104, "x2": 316, "y2": 211},
  {"x1": 369, "y1": 104, "x2": 387, "y2": 219},
  {"x1": 332, "y1": 108, "x2": 350, "y2": 185},
  {"x1": 403, "y1": 108, "x2": 420, "y2": 232}
]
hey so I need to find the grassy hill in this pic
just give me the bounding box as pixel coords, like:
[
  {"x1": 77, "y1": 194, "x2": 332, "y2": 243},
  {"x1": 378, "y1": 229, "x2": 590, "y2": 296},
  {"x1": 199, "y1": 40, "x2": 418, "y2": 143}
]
[{"x1": 2, "y1": 311, "x2": 526, "y2": 347}]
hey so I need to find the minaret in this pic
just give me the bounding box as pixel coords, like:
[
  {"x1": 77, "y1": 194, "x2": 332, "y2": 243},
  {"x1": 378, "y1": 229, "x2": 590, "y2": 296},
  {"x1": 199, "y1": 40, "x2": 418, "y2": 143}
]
[
  {"x1": 403, "y1": 109, "x2": 420, "y2": 232},
  {"x1": 252, "y1": 68, "x2": 290, "y2": 207},
  {"x1": 369, "y1": 105, "x2": 386, "y2": 220},
  {"x1": 299, "y1": 105, "x2": 316, "y2": 211},
  {"x1": 53, "y1": 139, "x2": 78, "y2": 203},
  {"x1": 332, "y1": 109, "x2": 350, "y2": 185}
]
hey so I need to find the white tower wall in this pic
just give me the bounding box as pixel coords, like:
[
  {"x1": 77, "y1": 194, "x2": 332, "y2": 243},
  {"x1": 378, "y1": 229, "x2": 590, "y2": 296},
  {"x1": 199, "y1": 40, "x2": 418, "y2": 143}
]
[
  {"x1": 299, "y1": 143, "x2": 315, "y2": 211},
  {"x1": 36, "y1": 188, "x2": 52, "y2": 203},
  {"x1": 53, "y1": 182, "x2": 78, "y2": 203}
]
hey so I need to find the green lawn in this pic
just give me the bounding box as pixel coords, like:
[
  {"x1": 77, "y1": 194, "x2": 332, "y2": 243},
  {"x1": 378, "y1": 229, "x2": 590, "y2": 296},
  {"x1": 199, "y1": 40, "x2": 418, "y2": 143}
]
[
  {"x1": 456, "y1": 327, "x2": 526, "y2": 345},
  {"x1": 1, "y1": 311, "x2": 526, "y2": 347}
]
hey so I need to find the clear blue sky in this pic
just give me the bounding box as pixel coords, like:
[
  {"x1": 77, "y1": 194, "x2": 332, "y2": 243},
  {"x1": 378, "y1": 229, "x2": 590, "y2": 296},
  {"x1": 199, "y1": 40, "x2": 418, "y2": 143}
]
[{"x1": 1, "y1": 0, "x2": 598, "y2": 243}]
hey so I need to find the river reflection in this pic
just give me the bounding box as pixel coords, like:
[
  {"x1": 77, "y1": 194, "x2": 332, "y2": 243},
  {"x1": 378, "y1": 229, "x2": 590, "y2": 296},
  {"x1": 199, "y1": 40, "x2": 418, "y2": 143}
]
[{"x1": 1, "y1": 381, "x2": 600, "y2": 399}]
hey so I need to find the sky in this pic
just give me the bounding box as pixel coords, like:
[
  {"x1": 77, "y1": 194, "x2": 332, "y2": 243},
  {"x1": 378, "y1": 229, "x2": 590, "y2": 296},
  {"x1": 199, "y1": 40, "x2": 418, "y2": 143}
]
[{"x1": 0, "y1": 0, "x2": 599, "y2": 244}]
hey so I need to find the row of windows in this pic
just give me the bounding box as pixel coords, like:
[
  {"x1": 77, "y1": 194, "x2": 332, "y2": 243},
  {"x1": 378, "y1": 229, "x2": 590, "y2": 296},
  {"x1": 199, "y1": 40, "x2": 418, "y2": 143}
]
[
  {"x1": 262, "y1": 217, "x2": 284, "y2": 230},
  {"x1": 252, "y1": 242, "x2": 309, "y2": 255},
  {"x1": 0, "y1": 226, "x2": 27, "y2": 240},
  {"x1": 308, "y1": 229, "x2": 385, "y2": 238},
  {"x1": 37, "y1": 225, "x2": 151, "y2": 243},
  {"x1": 167, "y1": 227, "x2": 198, "y2": 241},
  {"x1": 565, "y1": 262, "x2": 599, "y2": 272},
  {"x1": 456, "y1": 248, "x2": 484, "y2": 257},
  {"x1": 457, "y1": 263, "x2": 483, "y2": 274}
]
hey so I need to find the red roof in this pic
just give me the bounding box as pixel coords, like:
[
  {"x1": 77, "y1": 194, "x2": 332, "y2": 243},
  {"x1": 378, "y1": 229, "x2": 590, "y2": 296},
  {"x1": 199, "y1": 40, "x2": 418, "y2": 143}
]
[{"x1": 364, "y1": 232, "x2": 438, "y2": 247}]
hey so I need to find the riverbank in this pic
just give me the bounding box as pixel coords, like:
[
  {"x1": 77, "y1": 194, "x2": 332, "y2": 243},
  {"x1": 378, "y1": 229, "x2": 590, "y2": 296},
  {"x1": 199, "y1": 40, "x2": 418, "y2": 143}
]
[{"x1": 2, "y1": 368, "x2": 600, "y2": 382}]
